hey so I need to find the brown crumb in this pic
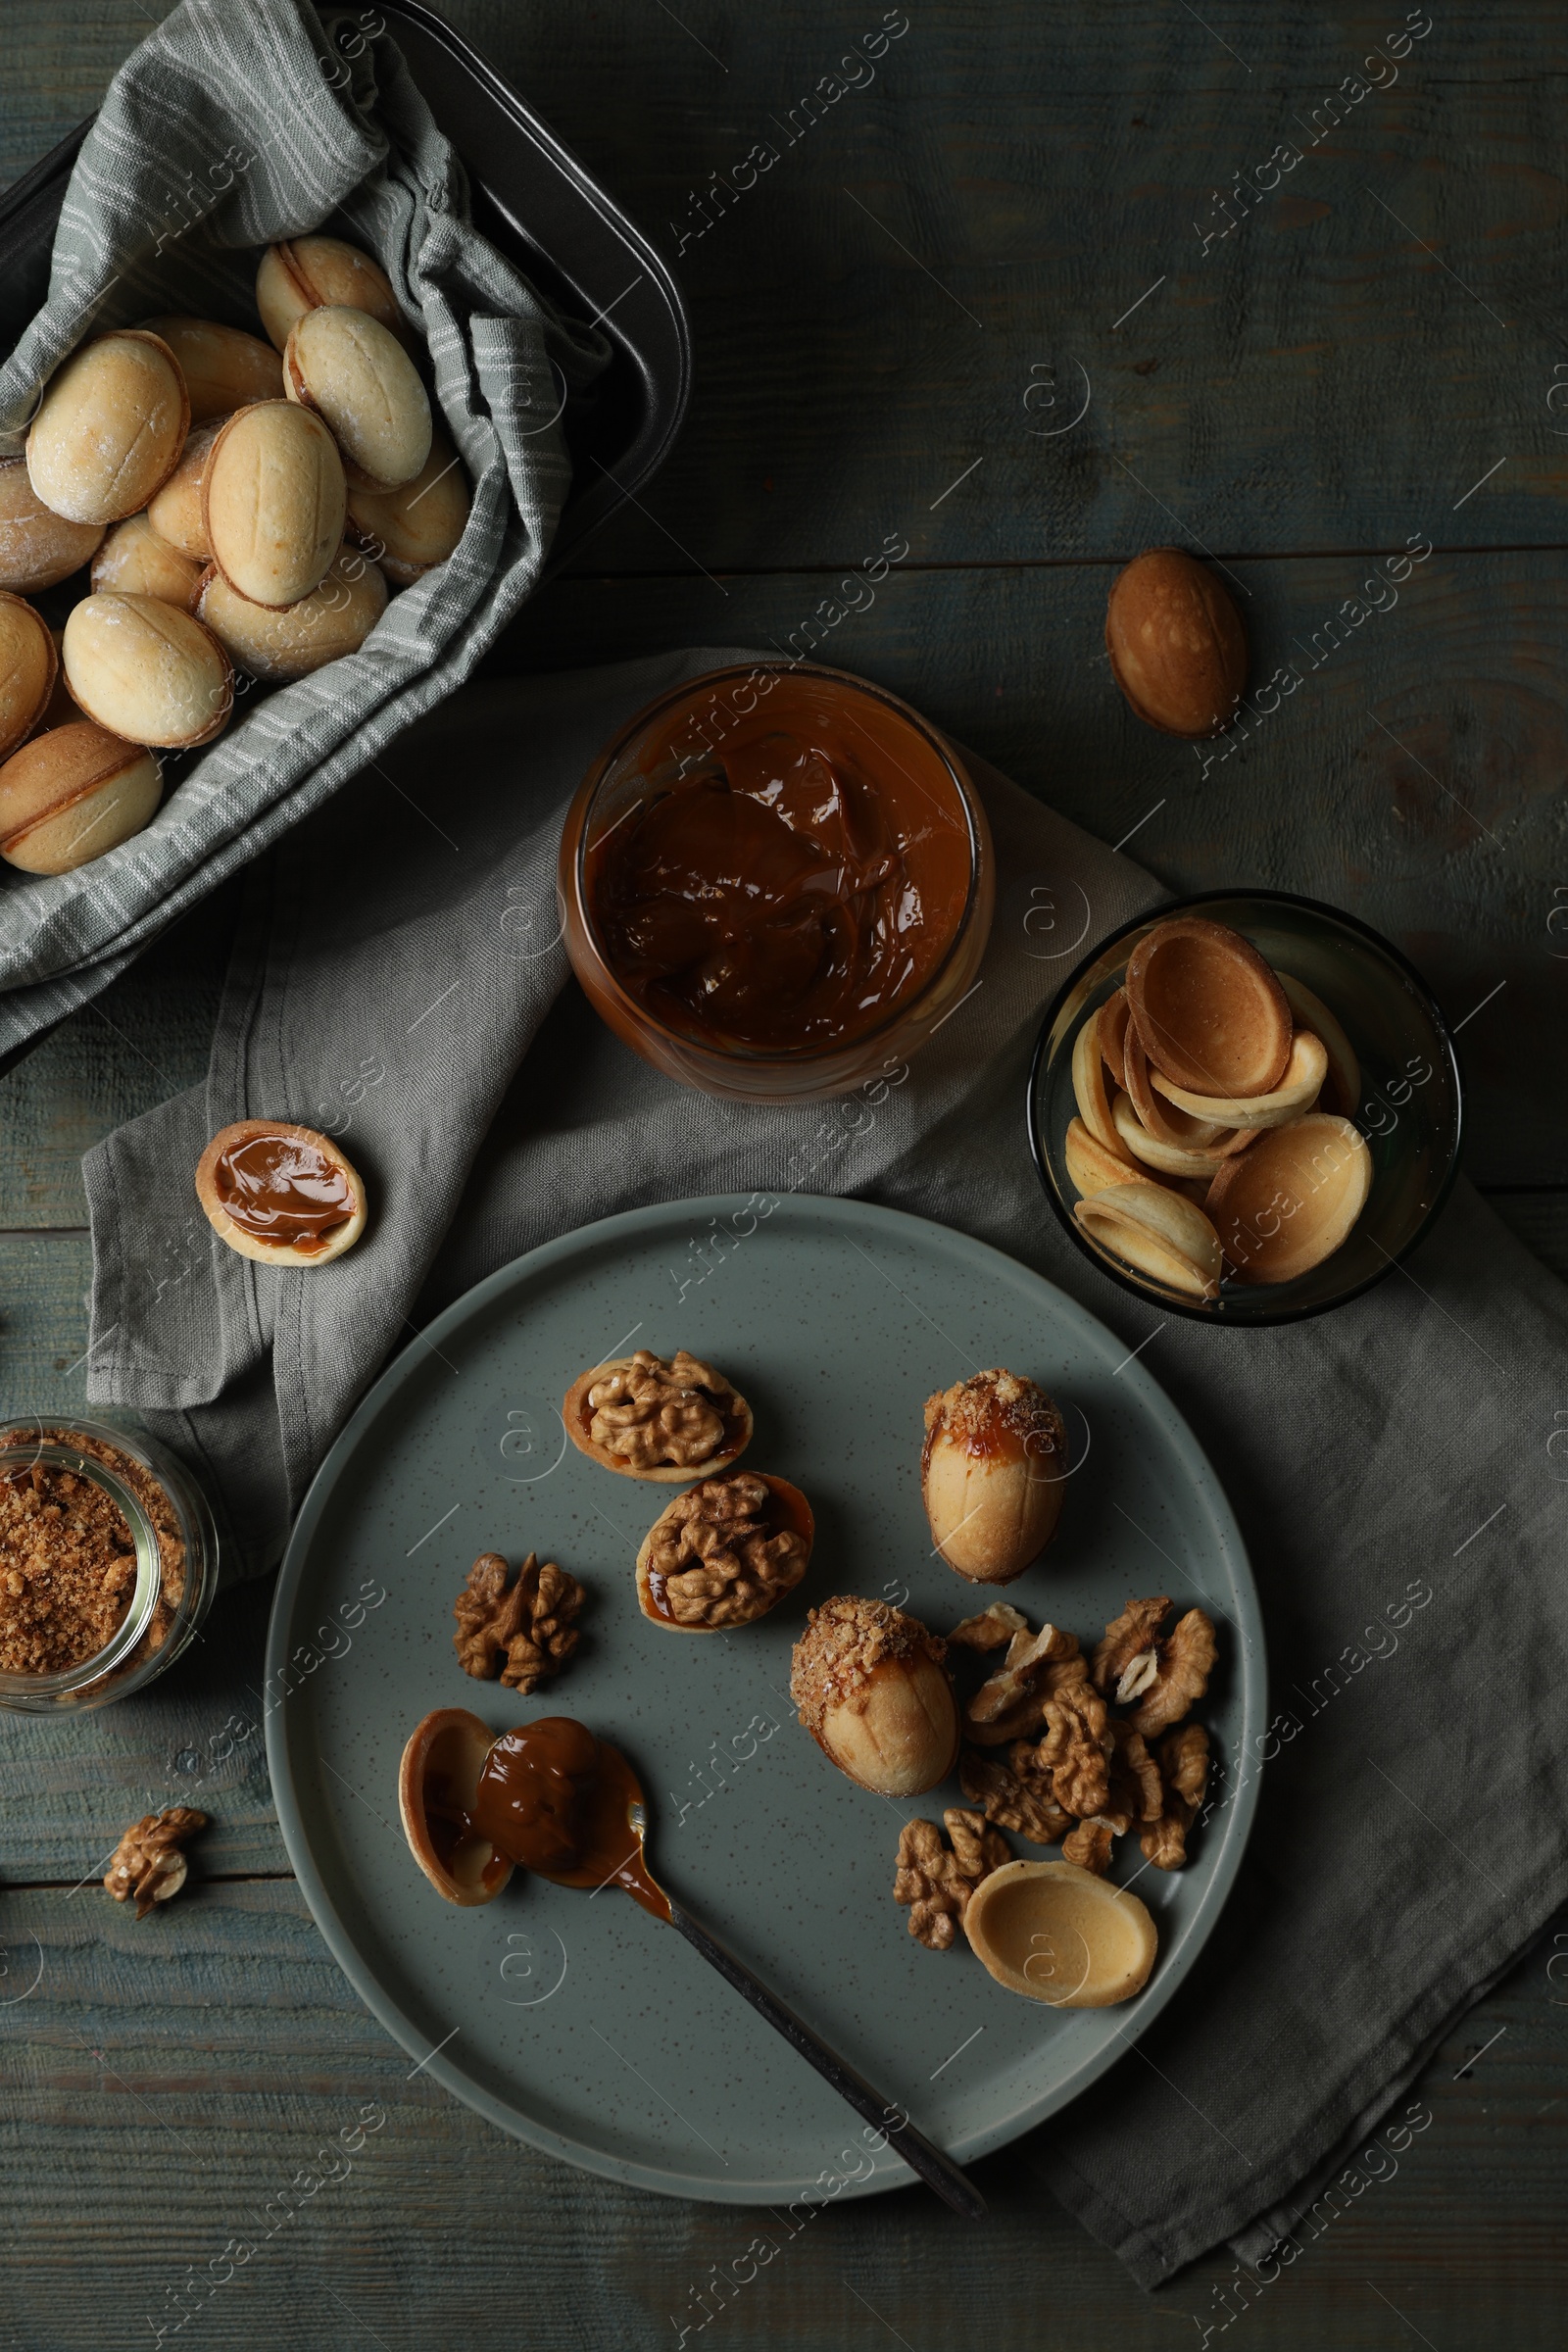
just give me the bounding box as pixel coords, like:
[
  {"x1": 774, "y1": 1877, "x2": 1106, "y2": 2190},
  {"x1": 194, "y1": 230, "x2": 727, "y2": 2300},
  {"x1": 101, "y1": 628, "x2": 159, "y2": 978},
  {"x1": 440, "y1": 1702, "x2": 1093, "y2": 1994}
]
[
  {"x1": 0, "y1": 1428, "x2": 186, "y2": 1678},
  {"x1": 790, "y1": 1595, "x2": 946, "y2": 1740},
  {"x1": 922, "y1": 1368, "x2": 1064, "y2": 1459},
  {"x1": 0, "y1": 1461, "x2": 138, "y2": 1673}
]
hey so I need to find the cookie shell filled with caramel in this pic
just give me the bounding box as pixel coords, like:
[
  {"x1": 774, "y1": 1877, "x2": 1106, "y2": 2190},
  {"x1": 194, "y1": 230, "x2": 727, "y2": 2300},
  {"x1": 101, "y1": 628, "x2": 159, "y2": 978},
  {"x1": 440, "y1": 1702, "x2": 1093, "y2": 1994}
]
[
  {"x1": 564, "y1": 1348, "x2": 753, "y2": 1483},
  {"x1": 0, "y1": 457, "x2": 104, "y2": 594},
  {"x1": 195, "y1": 1120, "x2": 367, "y2": 1266},
  {"x1": 138, "y1": 316, "x2": 283, "y2": 423},
  {"x1": 791, "y1": 1594, "x2": 959, "y2": 1795},
  {"x1": 398, "y1": 1707, "x2": 513, "y2": 1907},
  {"x1": 922, "y1": 1369, "x2": 1067, "y2": 1585},
  {"x1": 636, "y1": 1470, "x2": 811, "y2": 1632},
  {"x1": 283, "y1": 305, "x2": 431, "y2": 491}
]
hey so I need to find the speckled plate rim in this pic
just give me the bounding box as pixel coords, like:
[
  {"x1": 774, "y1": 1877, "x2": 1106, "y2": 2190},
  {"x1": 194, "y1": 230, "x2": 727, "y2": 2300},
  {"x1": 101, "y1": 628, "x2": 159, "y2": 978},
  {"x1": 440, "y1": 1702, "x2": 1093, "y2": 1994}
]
[{"x1": 266, "y1": 1192, "x2": 1265, "y2": 2204}]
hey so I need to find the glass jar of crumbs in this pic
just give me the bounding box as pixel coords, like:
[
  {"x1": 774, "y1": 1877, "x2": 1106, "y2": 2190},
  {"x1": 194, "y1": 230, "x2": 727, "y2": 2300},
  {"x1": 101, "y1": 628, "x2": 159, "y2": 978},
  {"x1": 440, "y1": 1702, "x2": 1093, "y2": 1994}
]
[{"x1": 0, "y1": 1419, "x2": 219, "y2": 1713}]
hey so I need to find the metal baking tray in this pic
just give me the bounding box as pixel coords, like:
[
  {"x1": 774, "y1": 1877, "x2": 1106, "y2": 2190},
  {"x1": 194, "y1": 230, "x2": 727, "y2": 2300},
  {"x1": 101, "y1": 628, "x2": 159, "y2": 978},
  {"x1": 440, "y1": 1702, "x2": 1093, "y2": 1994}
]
[{"x1": 0, "y1": 0, "x2": 690, "y2": 570}]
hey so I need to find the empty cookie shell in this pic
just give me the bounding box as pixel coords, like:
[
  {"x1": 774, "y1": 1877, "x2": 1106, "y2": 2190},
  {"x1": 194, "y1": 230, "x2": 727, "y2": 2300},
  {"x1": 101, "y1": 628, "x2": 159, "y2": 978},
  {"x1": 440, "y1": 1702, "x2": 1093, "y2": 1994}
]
[
  {"x1": 398, "y1": 1707, "x2": 512, "y2": 1907},
  {"x1": 1097, "y1": 987, "x2": 1130, "y2": 1092},
  {"x1": 1205, "y1": 1112, "x2": 1372, "y2": 1285},
  {"x1": 1111, "y1": 1092, "x2": 1237, "y2": 1181},
  {"x1": 1276, "y1": 971, "x2": 1360, "y2": 1118},
  {"x1": 195, "y1": 1119, "x2": 367, "y2": 1266},
  {"x1": 1074, "y1": 1180, "x2": 1222, "y2": 1298},
  {"x1": 1152, "y1": 1028, "x2": 1327, "y2": 1131},
  {"x1": 1126, "y1": 916, "x2": 1293, "y2": 1099},
  {"x1": 1105, "y1": 548, "x2": 1247, "y2": 741},
  {"x1": 1064, "y1": 1115, "x2": 1139, "y2": 1199},
  {"x1": 1121, "y1": 1027, "x2": 1227, "y2": 1151},
  {"x1": 963, "y1": 1859, "x2": 1158, "y2": 2007},
  {"x1": 1071, "y1": 1013, "x2": 1134, "y2": 1162}
]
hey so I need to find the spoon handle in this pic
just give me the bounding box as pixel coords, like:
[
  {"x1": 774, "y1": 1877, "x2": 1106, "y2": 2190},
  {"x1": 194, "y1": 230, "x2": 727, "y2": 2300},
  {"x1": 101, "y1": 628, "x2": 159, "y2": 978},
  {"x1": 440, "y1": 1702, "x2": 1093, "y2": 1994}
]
[{"x1": 666, "y1": 1898, "x2": 987, "y2": 2221}]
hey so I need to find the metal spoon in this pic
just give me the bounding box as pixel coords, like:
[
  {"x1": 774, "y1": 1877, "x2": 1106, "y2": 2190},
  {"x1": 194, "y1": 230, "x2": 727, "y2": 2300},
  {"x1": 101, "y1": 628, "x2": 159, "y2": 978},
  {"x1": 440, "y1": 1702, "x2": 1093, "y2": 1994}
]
[{"x1": 621, "y1": 1793, "x2": 987, "y2": 2222}]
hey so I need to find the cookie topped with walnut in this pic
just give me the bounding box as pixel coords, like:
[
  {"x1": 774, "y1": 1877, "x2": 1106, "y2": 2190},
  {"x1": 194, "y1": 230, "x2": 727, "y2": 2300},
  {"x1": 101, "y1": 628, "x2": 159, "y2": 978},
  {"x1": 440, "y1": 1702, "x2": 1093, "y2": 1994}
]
[
  {"x1": 636, "y1": 1470, "x2": 812, "y2": 1632},
  {"x1": 564, "y1": 1348, "x2": 753, "y2": 1482}
]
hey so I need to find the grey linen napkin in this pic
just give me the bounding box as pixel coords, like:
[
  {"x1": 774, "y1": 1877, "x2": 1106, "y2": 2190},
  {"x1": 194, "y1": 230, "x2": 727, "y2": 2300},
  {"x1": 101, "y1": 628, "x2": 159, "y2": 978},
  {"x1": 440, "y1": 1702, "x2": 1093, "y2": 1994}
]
[
  {"x1": 0, "y1": 0, "x2": 604, "y2": 1061},
  {"x1": 82, "y1": 650, "x2": 1568, "y2": 2282}
]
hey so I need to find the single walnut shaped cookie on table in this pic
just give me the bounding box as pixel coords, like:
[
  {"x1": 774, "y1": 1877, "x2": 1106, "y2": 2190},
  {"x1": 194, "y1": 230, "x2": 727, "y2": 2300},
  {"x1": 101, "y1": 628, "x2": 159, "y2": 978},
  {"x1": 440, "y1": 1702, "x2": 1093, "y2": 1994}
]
[
  {"x1": 636, "y1": 1470, "x2": 811, "y2": 1632},
  {"x1": 894, "y1": 1809, "x2": 1011, "y2": 1950},
  {"x1": 453, "y1": 1551, "x2": 585, "y2": 1692},
  {"x1": 564, "y1": 1348, "x2": 753, "y2": 1482},
  {"x1": 104, "y1": 1806, "x2": 207, "y2": 1920}
]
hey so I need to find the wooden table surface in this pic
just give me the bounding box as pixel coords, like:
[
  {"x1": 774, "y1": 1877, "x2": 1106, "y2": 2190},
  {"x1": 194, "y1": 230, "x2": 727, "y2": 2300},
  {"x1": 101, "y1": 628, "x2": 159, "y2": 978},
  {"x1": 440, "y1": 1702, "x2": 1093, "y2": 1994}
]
[{"x1": 3, "y1": 5, "x2": 1565, "y2": 2345}]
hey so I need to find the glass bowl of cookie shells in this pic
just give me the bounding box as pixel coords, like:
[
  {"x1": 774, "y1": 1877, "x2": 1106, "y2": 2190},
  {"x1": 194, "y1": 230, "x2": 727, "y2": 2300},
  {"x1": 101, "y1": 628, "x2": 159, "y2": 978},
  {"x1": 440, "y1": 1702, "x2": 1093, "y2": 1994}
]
[{"x1": 1028, "y1": 890, "x2": 1462, "y2": 1324}]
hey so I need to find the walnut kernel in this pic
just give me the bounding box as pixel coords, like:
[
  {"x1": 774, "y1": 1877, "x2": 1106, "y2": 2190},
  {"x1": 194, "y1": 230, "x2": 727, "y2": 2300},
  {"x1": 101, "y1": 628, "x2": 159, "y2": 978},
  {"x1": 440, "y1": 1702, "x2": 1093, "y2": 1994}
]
[
  {"x1": 104, "y1": 1806, "x2": 207, "y2": 1920},
  {"x1": 566, "y1": 1348, "x2": 752, "y2": 1481},
  {"x1": 894, "y1": 1807, "x2": 1010, "y2": 1950},
  {"x1": 1127, "y1": 1607, "x2": 1217, "y2": 1738},
  {"x1": 1141, "y1": 1724, "x2": 1211, "y2": 1870},
  {"x1": 453, "y1": 1550, "x2": 585, "y2": 1691},
  {"x1": 959, "y1": 1742, "x2": 1073, "y2": 1845}
]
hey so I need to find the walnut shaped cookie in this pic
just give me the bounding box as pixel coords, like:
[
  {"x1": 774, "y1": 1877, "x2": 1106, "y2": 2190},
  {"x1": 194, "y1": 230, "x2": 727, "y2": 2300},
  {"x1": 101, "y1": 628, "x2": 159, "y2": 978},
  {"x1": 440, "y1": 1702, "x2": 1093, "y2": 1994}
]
[
  {"x1": 564, "y1": 1348, "x2": 753, "y2": 1483},
  {"x1": 635, "y1": 1470, "x2": 811, "y2": 1632},
  {"x1": 921, "y1": 1368, "x2": 1067, "y2": 1584},
  {"x1": 791, "y1": 1595, "x2": 959, "y2": 1796}
]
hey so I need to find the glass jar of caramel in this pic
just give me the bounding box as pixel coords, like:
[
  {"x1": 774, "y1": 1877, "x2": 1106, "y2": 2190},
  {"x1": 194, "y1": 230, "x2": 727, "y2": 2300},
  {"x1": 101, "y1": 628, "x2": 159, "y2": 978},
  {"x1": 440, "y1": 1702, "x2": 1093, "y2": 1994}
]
[
  {"x1": 559, "y1": 662, "x2": 995, "y2": 1102},
  {"x1": 0, "y1": 1419, "x2": 220, "y2": 1713}
]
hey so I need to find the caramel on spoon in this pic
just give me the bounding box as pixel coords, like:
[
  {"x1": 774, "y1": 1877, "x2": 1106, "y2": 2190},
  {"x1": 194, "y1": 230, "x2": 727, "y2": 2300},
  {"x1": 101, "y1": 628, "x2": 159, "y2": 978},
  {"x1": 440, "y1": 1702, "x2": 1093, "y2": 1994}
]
[{"x1": 401, "y1": 1710, "x2": 986, "y2": 2220}]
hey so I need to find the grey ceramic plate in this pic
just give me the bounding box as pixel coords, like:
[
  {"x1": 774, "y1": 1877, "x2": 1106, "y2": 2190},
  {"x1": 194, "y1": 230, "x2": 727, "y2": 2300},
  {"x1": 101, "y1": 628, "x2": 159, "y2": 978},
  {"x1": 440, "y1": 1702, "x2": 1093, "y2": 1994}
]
[{"x1": 267, "y1": 1194, "x2": 1264, "y2": 2204}]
